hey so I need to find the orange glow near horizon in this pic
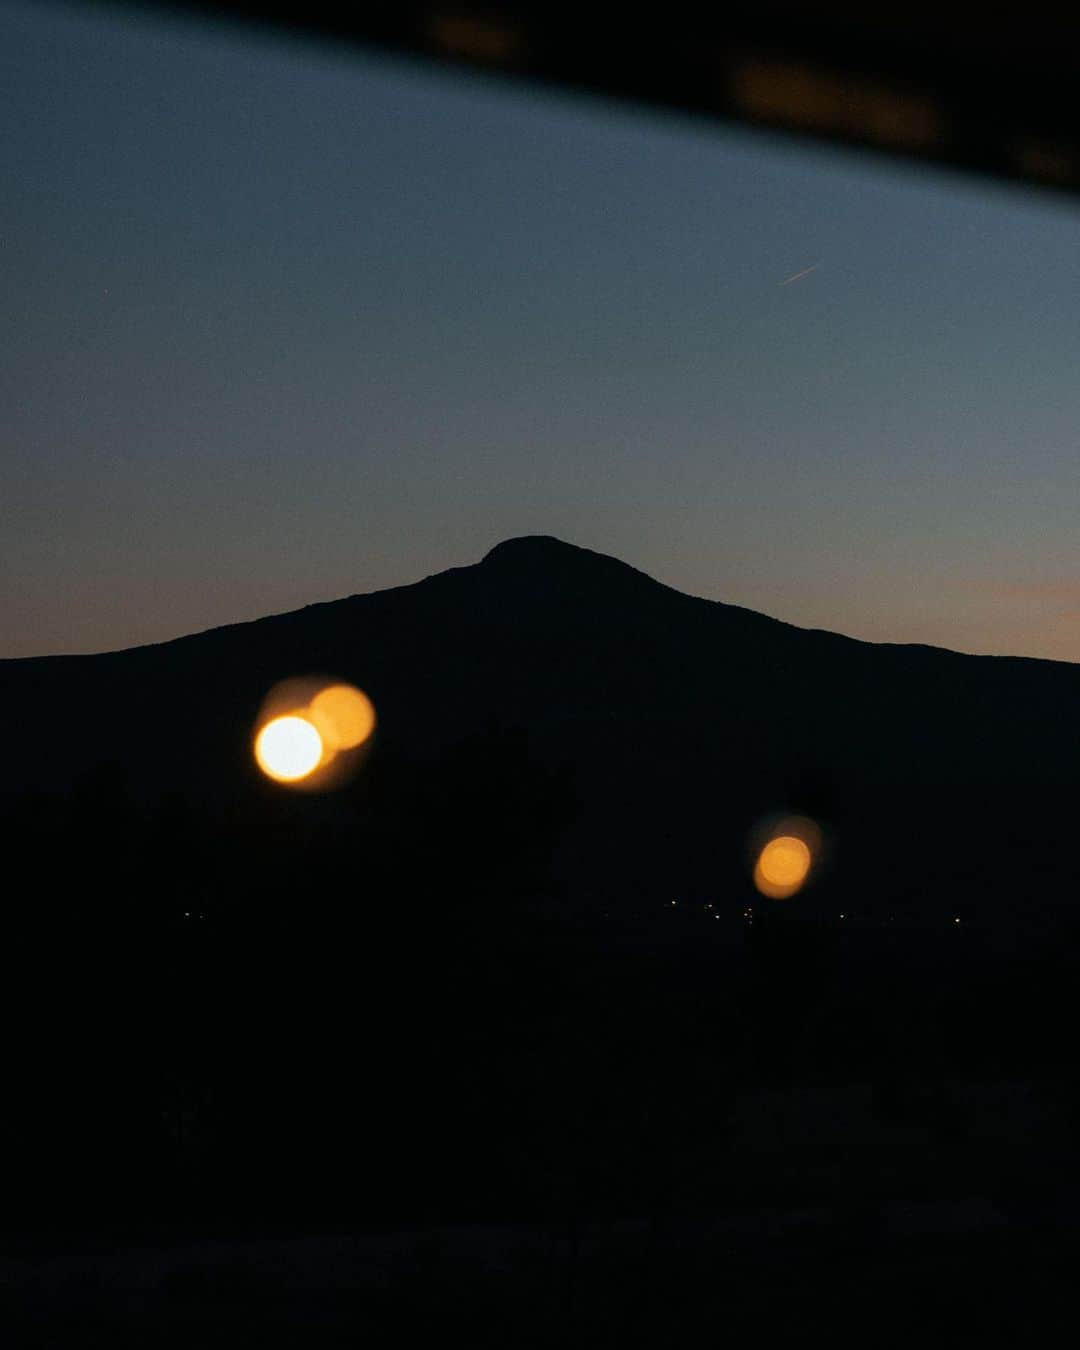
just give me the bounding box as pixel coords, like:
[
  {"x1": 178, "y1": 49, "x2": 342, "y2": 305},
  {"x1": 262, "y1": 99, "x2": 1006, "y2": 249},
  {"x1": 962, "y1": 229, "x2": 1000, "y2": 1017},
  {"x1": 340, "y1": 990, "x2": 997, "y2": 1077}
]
[{"x1": 254, "y1": 714, "x2": 324, "y2": 782}]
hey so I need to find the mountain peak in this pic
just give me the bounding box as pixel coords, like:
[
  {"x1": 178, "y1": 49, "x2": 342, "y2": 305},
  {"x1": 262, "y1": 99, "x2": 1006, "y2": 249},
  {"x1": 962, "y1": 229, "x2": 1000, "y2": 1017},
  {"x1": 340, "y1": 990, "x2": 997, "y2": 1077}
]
[
  {"x1": 481, "y1": 535, "x2": 590, "y2": 565},
  {"x1": 477, "y1": 536, "x2": 665, "y2": 598}
]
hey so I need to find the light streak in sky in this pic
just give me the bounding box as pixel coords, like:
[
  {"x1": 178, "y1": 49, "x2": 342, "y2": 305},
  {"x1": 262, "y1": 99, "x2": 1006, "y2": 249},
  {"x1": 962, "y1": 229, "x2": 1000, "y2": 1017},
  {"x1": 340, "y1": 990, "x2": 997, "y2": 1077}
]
[{"x1": 779, "y1": 264, "x2": 820, "y2": 286}]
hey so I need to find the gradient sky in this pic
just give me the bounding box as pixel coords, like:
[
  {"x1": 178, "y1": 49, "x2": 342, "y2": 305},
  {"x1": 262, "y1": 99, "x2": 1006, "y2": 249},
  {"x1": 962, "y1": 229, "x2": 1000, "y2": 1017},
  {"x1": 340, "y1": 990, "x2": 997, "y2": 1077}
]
[{"x1": 4, "y1": 1, "x2": 1080, "y2": 661}]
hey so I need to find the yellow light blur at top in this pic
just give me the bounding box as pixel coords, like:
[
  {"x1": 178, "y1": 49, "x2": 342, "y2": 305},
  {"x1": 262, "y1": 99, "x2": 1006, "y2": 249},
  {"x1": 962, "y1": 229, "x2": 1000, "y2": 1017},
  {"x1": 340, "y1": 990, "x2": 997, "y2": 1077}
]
[
  {"x1": 254, "y1": 715, "x2": 324, "y2": 782},
  {"x1": 754, "y1": 833, "x2": 813, "y2": 900}
]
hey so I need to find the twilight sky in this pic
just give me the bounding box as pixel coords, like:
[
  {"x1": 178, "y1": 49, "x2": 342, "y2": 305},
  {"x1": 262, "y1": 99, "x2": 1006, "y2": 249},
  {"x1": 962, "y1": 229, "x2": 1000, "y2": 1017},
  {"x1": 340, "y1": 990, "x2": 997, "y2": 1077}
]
[{"x1": 4, "y1": 2, "x2": 1080, "y2": 661}]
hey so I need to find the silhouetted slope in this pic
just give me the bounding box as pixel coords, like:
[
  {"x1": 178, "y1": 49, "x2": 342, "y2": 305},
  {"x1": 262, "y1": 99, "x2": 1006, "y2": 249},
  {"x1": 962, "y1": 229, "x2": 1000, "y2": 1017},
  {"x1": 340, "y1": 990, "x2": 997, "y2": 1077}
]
[{"x1": 3, "y1": 535, "x2": 1079, "y2": 926}]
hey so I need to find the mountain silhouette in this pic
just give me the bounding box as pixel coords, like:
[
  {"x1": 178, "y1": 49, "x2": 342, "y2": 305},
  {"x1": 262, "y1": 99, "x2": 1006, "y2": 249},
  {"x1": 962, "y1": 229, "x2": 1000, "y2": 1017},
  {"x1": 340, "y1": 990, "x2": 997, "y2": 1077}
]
[
  {"x1": 3, "y1": 535, "x2": 1079, "y2": 929},
  {"x1": 6, "y1": 535, "x2": 1080, "y2": 1237}
]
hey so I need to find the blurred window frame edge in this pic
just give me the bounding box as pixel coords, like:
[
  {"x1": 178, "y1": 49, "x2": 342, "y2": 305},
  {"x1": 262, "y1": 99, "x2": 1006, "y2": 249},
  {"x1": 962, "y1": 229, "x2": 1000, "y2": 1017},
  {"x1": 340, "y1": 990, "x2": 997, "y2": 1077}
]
[{"x1": 74, "y1": 0, "x2": 1080, "y2": 202}]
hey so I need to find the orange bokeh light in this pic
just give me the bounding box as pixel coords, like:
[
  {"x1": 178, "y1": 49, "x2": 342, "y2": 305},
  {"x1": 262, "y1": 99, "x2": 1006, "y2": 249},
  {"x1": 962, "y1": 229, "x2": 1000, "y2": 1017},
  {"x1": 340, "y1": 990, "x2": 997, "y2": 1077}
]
[
  {"x1": 752, "y1": 816, "x2": 820, "y2": 899},
  {"x1": 253, "y1": 677, "x2": 376, "y2": 789},
  {"x1": 254, "y1": 715, "x2": 324, "y2": 782},
  {"x1": 308, "y1": 683, "x2": 376, "y2": 751}
]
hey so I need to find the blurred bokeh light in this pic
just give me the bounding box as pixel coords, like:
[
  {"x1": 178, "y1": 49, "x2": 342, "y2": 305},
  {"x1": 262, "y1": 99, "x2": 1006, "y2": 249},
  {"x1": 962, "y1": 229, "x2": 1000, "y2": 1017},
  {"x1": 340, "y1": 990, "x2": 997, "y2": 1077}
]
[
  {"x1": 253, "y1": 676, "x2": 376, "y2": 789},
  {"x1": 755, "y1": 835, "x2": 811, "y2": 899},
  {"x1": 255, "y1": 715, "x2": 324, "y2": 782},
  {"x1": 308, "y1": 683, "x2": 376, "y2": 751},
  {"x1": 752, "y1": 815, "x2": 821, "y2": 899}
]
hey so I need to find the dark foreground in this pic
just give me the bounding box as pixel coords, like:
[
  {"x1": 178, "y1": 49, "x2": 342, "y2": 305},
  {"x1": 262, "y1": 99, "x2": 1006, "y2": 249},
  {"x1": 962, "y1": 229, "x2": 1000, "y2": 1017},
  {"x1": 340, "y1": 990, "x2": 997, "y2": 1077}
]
[
  {"x1": 4, "y1": 1196, "x2": 1077, "y2": 1347},
  {"x1": 5, "y1": 874, "x2": 1080, "y2": 1344}
]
